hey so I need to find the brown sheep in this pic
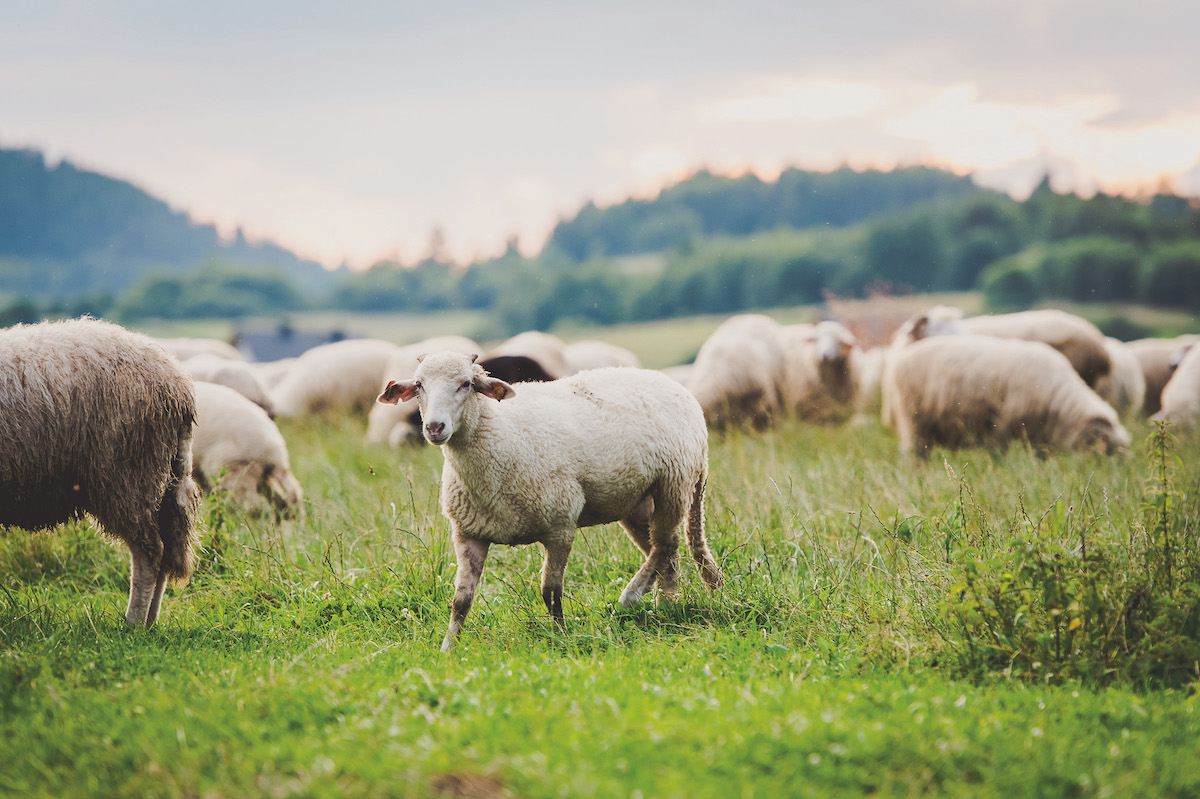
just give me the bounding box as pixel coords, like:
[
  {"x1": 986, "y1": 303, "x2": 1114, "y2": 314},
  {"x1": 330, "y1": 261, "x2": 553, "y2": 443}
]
[
  {"x1": 1, "y1": 318, "x2": 201, "y2": 625},
  {"x1": 883, "y1": 335, "x2": 1130, "y2": 458}
]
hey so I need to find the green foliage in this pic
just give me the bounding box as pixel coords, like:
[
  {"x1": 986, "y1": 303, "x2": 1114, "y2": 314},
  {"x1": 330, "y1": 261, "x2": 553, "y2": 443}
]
[
  {"x1": 115, "y1": 261, "x2": 306, "y2": 321},
  {"x1": 940, "y1": 424, "x2": 1200, "y2": 684}
]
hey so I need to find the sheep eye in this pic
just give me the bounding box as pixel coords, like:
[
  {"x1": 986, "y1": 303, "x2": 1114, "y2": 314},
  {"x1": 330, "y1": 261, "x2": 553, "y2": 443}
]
[
  {"x1": 458, "y1": 381, "x2": 471, "y2": 392},
  {"x1": 413, "y1": 381, "x2": 423, "y2": 390}
]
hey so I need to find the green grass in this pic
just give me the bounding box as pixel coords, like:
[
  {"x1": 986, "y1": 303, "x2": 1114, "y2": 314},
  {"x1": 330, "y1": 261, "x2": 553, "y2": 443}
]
[{"x1": 3, "y1": 411, "x2": 1200, "y2": 797}]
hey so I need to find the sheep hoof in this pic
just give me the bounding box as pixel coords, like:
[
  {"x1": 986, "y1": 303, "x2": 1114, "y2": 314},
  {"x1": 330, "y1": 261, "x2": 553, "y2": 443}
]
[{"x1": 440, "y1": 635, "x2": 457, "y2": 652}]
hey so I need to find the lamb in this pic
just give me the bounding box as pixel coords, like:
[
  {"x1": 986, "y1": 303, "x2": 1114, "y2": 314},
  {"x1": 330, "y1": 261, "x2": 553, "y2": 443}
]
[
  {"x1": 1095, "y1": 338, "x2": 1146, "y2": 418},
  {"x1": 183, "y1": 353, "x2": 275, "y2": 417},
  {"x1": 270, "y1": 338, "x2": 399, "y2": 418},
  {"x1": 882, "y1": 335, "x2": 1131, "y2": 457},
  {"x1": 192, "y1": 381, "x2": 304, "y2": 518},
  {"x1": 0, "y1": 318, "x2": 200, "y2": 625},
  {"x1": 1127, "y1": 335, "x2": 1199, "y2": 417},
  {"x1": 152, "y1": 336, "x2": 244, "y2": 362},
  {"x1": 563, "y1": 340, "x2": 641, "y2": 373},
  {"x1": 1153, "y1": 342, "x2": 1200, "y2": 429},
  {"x1": 957, "y1": 309, "x2": 1112, "y2": 390},
  {"x1": 378, "y1": 352, "x2": 724, "y2": 650},
  {"x1": 779, "y1": 321, "x2": 859, "y2": 422},
  {"x1": 687, "y1": 313, "x2": 787, "y2": 430},
  {"x1": 365, "y1": 335, "x2": 480, "y2": 447},
  {"x1": 484, "y1": 330, "x2": 571, "y2": 379}
]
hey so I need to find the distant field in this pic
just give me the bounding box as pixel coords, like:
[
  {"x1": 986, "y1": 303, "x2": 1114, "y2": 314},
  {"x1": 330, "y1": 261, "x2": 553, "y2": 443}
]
[{"x1": 3, "y1": 401, "x2": 1199, "y2": 796}]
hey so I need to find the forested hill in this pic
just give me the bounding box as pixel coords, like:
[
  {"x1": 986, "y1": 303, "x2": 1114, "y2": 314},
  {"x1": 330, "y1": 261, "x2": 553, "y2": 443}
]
[
  {"x1": 547, "y1": 166, "x2": 984, "y2": 260},
  {"x1": 0, "y1": 147, "x2": 333, "y2": 299}
]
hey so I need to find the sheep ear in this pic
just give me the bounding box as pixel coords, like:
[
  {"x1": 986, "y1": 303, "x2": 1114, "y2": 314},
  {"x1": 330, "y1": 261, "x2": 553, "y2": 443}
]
[
  {"x1": 473, "y1": 374, "x2": 516, "y2": 401},
  {"x1": 910, "y1": 314, "x2": 929, "y2": 340},
  {"x1": 378, "y1": 380, "x2": 419, "y2": 405}
]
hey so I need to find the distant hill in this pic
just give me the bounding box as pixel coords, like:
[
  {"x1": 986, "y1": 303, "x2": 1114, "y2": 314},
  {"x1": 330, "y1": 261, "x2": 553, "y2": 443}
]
[
  {"x1": 546, "y1": 165, "x2": 986, "y2": 261},
  {"x1": 0, "y1": 146, "x2": 337, "y2": 300}
]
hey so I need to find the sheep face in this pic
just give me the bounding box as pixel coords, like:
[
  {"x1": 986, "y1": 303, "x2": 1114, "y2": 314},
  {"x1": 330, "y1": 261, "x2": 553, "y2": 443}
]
[
  {"x1": 378, "y1": 353, "x2": 515, "y2": 445},
  {"x1": 1076, "y1": 415, "x2": 1132, "y2": 455}
]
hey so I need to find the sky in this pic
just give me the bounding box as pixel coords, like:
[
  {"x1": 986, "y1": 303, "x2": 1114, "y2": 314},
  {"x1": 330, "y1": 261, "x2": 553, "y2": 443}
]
[{"x1": 2, "y1": 0, "x2": 1199, "y2": 269}]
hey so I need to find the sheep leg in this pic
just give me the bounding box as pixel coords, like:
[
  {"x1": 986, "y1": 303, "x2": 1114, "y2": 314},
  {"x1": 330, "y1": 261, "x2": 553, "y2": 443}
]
[
  {"x1": 540, "y1": 532, "x2": 575, "y2": 625},
  {"x1": 144, "y1": 569, "x2": 170, "y2": 627},
  {"x1": 619, "y1": 511, "x2": 680, "y2": 607},
  {"x1": 686, "y1": 475, "x2": 723, "y2": 591},
  {"x1": 442, "y1": 535, "x2": 491, "y2": 652},
  {"x1": 125, "y1": 541, "x2": 163, "y2": 626}
]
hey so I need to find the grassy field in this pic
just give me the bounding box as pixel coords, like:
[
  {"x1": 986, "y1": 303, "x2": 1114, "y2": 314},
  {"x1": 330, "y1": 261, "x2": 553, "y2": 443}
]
[{"x1": 3, "y1": 394, "x2": 1200, "y2": 797}]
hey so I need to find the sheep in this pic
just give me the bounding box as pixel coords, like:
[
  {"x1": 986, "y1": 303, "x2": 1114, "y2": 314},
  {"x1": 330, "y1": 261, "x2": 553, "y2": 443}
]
[
  {"x1": 687, "y1": 313, "x2": 787, "y2": 430},
  {"x1": 957, "y1": 309, "x2": 1112, "y2": 390},
  {"x1": 880, "y1": 306, "x2": 966, "y2": 430},
  {"x1": 850, "y1": 345, "x2": 887, "y2": 417},
  {"x1": 882, "y1": 335, "x2": 1131, "y2": 458},
  {"x1": 182, "y1": 353, "x2": 275, "y2": 417},
  {"x1": 192, "y1": 381, "x2": 303, "y2": 518},
  {"x1": 778, "y1": 321, "x2": 859, "y2": 423},
  {"x1": 0, "y1": 318, "x2": 200, "y2": 626},
  {"x1": 563, "y1": 340, "x2": 641, "y2": 373},
  {"x1": 246, "y1": 357, "x2": 298, "y2": 391},
  {"x1": 378, "y1": 352, "x2": 724, "y2": 650},
  {"x1": 152, "y1": 336, "x2": 244, "y2": 362},
  {"x1": 476, "y1": 354, "x2": 557, "y2": 385},
  {"x1": 1127, "y1": 335, "x2": 1199, "y2": 417},
  {"x1": 365, "y1": 335, "x2": 480, "y2": 447},
  {"x1": 485, "y1": 330, "x2": 571, "y2": 379},
  {"x1": 270, "y1": 338, "x2": 399, "y2": 418},
  {"x1": 660, "y1": 363, "x2": 694, "y2": 387},
  {"x1": 1095, "y1": 338, "x2": 1146, "y2": 418},
  {"x1": 1153, "y1": 342, "x2": 1200, "y2": 429}
]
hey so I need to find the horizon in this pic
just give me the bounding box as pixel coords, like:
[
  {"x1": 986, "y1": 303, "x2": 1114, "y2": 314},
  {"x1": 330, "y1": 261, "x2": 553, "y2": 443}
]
[{"x1": 3, "y1": 1, "x2": 1199, "y2": 269}]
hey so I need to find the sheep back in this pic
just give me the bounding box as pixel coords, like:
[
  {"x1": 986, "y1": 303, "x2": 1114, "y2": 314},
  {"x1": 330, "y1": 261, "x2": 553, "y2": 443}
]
[
  {"x1": 688, "y1": 314, "x2": 786, "y2": 430},
  {"x1": 0, "y1": 318, "x2": 200, "y2": 579},
  {"x1": 959, "y1": 309, "x2": 1111, "y2": 389}
]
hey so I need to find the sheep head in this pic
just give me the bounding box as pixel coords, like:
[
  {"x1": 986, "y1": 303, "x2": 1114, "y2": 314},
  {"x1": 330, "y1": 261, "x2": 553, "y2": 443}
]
[{"x1": 378, "y1": 352, "x2": 515, "y2": 445}]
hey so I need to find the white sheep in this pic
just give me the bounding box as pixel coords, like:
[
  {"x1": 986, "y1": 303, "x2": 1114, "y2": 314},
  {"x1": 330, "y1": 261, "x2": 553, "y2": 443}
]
[
  {"x1": 183, "y1": 353, "x2": 275, "y2": 417},
  {"x1": 779, "y1": 321, "x2": 859, "y2": 422},
  {"x1": 958, "y1": 309, "x2": 1112, "y2": 390},
  {"x1": 882, "y1": 335, "x2": 1131, "y2": 457},
  {"x1": 152, "y1": 336, "x2": 244, "y2": 362},
  {"x1": 269, "y1": 338, "x2": 399, "y2": 418},
  {"x1": 1095, "y1": 337, "x2": 1146, "y2": 418},
  {"x1": 192, "y1": 381, "x2": 304, "y2": 518},
  {"x1": 563, "y1": 340, "x2": 641, "y2": 373},
  {"x1": 880, "y1": 306, "x2": 966, "y2": 430},
  {"x1": 365, "y1": 335, "x2": 481, "y2": 447},
  {"x1": 484, "y1": 330, "x2": 571, "y2": 379},
  {"x1": 1153, "y1": 342, "x2": 1200, "y2": 429},
  {"x1": 1127, "y1": 335, "x2": 1199, "y2": 417},
  {"x1": 1, "y1": 318, "x2": 200, "y2": 625},
  {"x1": 378, "y1": 352, "x2": 724, "y2": 650},
  {"x1": 688, "y1": 313, "x2": 787, "y2": 430}
]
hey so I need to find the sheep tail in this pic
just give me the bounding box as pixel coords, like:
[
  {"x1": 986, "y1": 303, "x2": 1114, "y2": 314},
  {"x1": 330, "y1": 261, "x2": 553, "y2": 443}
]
[
  {"x1": 158, "y1": 422, "x2": 201, "y2": 583},
  {"x1": 686, "y1": 470, "x2": 723, "y2": 591}
]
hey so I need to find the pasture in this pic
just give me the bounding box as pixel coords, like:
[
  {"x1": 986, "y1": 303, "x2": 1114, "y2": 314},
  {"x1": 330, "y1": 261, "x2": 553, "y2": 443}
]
[{"x1": 3, "y1": 404, "x2": 1199, "y2": 797}]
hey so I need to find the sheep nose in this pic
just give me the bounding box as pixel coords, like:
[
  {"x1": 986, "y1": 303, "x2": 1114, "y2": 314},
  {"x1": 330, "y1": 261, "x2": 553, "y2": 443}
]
[{"x1": 426, "y1": 421, "x2": 445, "y2": 438}]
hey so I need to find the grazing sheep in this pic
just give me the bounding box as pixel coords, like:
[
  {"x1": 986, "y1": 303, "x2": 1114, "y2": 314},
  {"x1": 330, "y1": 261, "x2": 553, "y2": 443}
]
[
  {"x1": 152, "y1": 336, "x2": 244, "y2": 362},
  {"x1": 0, "y1": 318, "x2": 200, "y2": 625},
  {"x1": 183, "y1": 353, "x2": 275, "y2": 417},
  {"x1": 882, "y1": 335, "x2": 1130, "y2": 457},
  {"x1": 1153, "y1": 343, "x2": 1200, "y2": 429},
  {"x1": 958, "y1": 309, "x2": 1112, "y2": 389},
  {"x1": 270, "y1": 338, "x2": 399, "y2": 418},
  {"x1": 476, "y1": 354, "x2": 557, "y2": 385},
  {"x1": 779, "y1": 321, "x2": 859, "y2": 422},
  {"x1": 485, "y1": 331, "x2": 571, "y2": 379},
  {"x1": 563, "y1": 340, "x2": 641, "y2": 373},
  {"x1": 688, "y1": 314, "x2": 787, "y2": 430},
  {"x1": 880, "y1": 307, "x2": 966, "y2": 429},
  {"x1": 1127, "y1": 335, "x2": 1199, "y2": 417},
  {"x1": 192, "y1": 381, "x2": 303, "y2": 518},
  {"x1": 246, "y1": 357, "x2": 298, "y2": 391},
  {"x1": 378, "y1": 352, "x2": 723, "y2": 650},
  {"x1": 1095, "y1": 338, "x2": 1146, "y2": 418},
  {"x1": 365, "y1": 335, "x2": 480, "y2": 447}
]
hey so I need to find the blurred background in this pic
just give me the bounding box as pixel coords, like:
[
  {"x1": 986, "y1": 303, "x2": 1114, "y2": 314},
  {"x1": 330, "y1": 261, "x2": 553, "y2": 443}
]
[{"x1": 2, "y1": 0, "x2": 1198, "y2": 359}]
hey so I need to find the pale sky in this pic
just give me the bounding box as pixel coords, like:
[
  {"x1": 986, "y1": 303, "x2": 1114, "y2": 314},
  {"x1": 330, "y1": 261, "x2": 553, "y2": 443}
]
[{"x1": 3, "y1": 0, "x2": 1199, "y2": 268}]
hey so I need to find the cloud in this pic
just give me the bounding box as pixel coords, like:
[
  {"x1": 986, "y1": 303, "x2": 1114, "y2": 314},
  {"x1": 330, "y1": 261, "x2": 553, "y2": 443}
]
[{"x1": 709, "y1": 79, "x2": 887, "y2": 122}]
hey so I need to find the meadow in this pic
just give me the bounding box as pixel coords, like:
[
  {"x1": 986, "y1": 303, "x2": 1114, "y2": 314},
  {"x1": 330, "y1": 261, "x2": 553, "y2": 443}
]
[{"x1": 4, "y1": 303, "x2": 1200, "y2": 798}]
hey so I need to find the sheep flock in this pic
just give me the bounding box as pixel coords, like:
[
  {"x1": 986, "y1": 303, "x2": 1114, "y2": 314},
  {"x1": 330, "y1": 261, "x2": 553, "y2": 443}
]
[{"x1": 2, "y1": 305, "x2": 1196, "y2": 633}]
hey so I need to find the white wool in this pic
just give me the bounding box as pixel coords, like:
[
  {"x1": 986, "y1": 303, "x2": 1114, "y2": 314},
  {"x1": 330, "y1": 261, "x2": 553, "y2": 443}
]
[
  {"x1": 183, "y1": 353, "x2": 274, "y2": 415},
  {"x1": 192, "y1": 381, "x2": 303, "y2": 518},
  {"x1": 688, "y1": 313, "x2": 787, "y2": 430},
  {"x1": 1096, "y1": 338, "x2": 1146, "y2": 418},
  {"x1": 152, "y1": 336, "x2": 244, "y2": 362},
  {"x1": 270, "y1": 338, "x2": 399, "y2": 418},
  {"x1": 778, "y1": 321, "x2": 859, "y2": 423},
  {"x1": 1154, "y1": 342, "x2": 1200, "y2": 428},
  {"x1": 484, "y1": 330, "x2": 571, "y2": 378},
  {"x1": 563, "y1": 340, "x2": 641, "y2": 373}
]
